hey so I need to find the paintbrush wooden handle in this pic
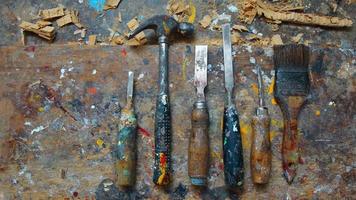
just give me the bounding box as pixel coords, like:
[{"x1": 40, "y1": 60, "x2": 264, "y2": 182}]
[
  {"x1": 251, "y1": 108, "x2": 271, "y2": 184},
  {"x1": 116, "y1": 105, "x2": 137, "y2": 187},
  {"x1": 280, "y1": 96, "x2": 306, "y2": 184},
  {"x1": 188, "y1": 101, "x2": 209, "y2": 186}
]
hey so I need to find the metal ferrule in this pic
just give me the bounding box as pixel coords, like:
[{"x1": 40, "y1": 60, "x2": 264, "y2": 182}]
[{"x1": 158, "y1": 35, "x2": 169, "y2": 94}]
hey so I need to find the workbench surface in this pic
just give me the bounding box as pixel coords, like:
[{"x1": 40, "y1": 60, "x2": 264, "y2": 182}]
[{"x1": 0, "y1": 45, "x2": 354, "y2": 199}]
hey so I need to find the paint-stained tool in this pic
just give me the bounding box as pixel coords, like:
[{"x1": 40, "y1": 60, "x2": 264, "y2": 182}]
[
  {"x1": 250, "y1": 65, "x2": 271, "y2": 184},
  {"x1": 128, "y1": 15, "x2": 194, "y2": 186},
  {"x1": 116, "y1": 71, "x2": 137, "y2": 187},
  {"x1": 222, "y1": 23, "x2": 244, "y2": 188},
  {"x1": 188, "y1": 45, "x2": 209, "y2": 186},
  {"x1": 273, "y1": 44, "x2": 310, "y2": 184}
]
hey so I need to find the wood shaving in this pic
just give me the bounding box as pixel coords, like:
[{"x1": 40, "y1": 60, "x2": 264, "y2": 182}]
[
  {"x1": 270, "y1": 34, "x2": 283, "y2": 45},
  {"x1": 231, "y1": 32, "x2": 245, "y2": 45},
  {"x1": 19, "y1": 21, "x2": 55, "y2": 41},
  {"x1": 199, "y1": 15, "x2": 212, "y2": 28},
  {"x1": 112, "y1": 36, "x2": 125, "y2": 45},
  {"x1": 291, "y1": 33, "x2": 303, "y2": 43},
  {"x1": 126, "y1": 17, "x2": 146, "y2": 45},
  {"x1": 104, "y1": 0, "x2": 121, "y2": 10},
  {"x1": 239, "y1": 0, "x2": 353, "y2": 27},
  {"x1": 88, "y1": 35, "x2": 97, "y2": 45},
  {"x1": 38, "y1": 7, "x2": 65, "y2": 20},
  {"x1": 232, "y1": 24, "x2": 249, "y2": 32},
  {"x1": 56, "y1": 10, "x2": 83, "y2": 28}
]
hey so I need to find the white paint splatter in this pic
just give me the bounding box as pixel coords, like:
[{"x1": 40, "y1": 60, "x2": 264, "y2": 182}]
[
  {"x1": 246, "y1": 45, "x2": 252, "y2": 53},
  {"x1": 169, "y1": 83, "x2": 173, "y2": 88},
  {"x1": 249, "y1": 57, "x2": 256, "y2": 64},
  {"x1": 30, "y1": 125, "x2": 46, "y2": 135},
  {"x1": 161, "y1": 95, "x2": 168, "y2": 105},
  {"x1": 227, "y1": 4, "x2": 238, "y2": 13},
  {"x1": 263, "y1": 47, "x2": 273, "y2": 57},
  {"x1": 60, "y1": 68, "x2": 66, "y2": 79},
  {"x1": 92, "y1": 69, "x2": 97, "y2": 75},
  {"x1": 68, "y1": 67, "x2": 74, "y2": 72},
  {"x1": 24, "y1": 121, "x2": 32, "y2": 126},
  {"x1": 328, "y1": 101, "x2": 336, "y2": 106},
  {"x1": 138, "y1": 73, "x2": 144, "y2": 80},
  {"x1": 233, "y1": 123, "x2": 238, "y2": 132},
  {"x1": 79, "y1": 0, "x2": 83, "y2": 3},
  {"x1": 91, "y1": 105, "x2": 96, "y2": 109}
]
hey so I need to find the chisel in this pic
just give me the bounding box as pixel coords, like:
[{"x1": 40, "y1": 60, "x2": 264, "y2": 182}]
[
  {"x1": 273, "y1": 44, "x2": 310, "y2": 184},
  {"x1": 250, "y1": 65, "x2": 271, "y2": 184},
  {"x1": 188, "y1": 45, "x2": 209, "y2": 186},
  {"x1": 222, "y1": 23, "x2": 244, "y2": 188},
  {"x1": 116, "y1": 71, "x2": 137, "y2": 187}
]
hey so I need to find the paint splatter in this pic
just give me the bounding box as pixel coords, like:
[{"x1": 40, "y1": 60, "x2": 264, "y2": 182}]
[
  {"x1": 88, "y1": 0, "x2": 105, "y2": 12},
  {"x1": 188, "y1": 1, "x2": 196, "y2": 23},
  {"x1": 96, "y1": 139, "x2": 104, "y2": 147},
  {"x1": 121, "y1": 48, "x2": 127, "y2": 57},
  {"x1": 30, "y1": 125, "x2": 46, "y2": 135},
  {"x1": 87, "y1": 87, "x2": 97, "y2": 95},
  {"x1": 250, "y1": 83, "x2": 258, "y2": 95},
  {"x1": 138, "y1": 126, "x2": 151, "y2": 137}
]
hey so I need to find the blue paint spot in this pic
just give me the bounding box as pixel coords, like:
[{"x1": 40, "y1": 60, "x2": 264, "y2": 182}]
[{"x1": 88, "y1": 0, "x2": 105, "y2": 12}]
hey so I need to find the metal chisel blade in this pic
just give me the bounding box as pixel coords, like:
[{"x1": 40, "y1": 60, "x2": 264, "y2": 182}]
[
  {"x1": 127, "y1": 71, "x2": 134, "y2": 103},
  {"x1": 222, "y1": 24, "x2": 234, "y2": 93},
  {"x1": 194, "y1": 45, "x2": 208, "y2": 99}
]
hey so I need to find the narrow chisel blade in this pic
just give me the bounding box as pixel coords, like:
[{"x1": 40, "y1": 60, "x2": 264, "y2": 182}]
[
  {"x1": 222, "y1": 24, "x2": 234, "y2": 92},
  {"x1": 127, "y1": 71, "x2": 134, "y2": 104},
  {"x1": 194, "y1": 45, "x2": 208, "y2": 98}
]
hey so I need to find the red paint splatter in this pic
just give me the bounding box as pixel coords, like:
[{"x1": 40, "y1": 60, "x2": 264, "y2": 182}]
[
  {"x1": 121, "y1": 48, "x2": 127, "y2": 57},
  {"x1": 73, "y1": 191, "x2": 78, "y2": 197},
  {"x1": 87, "y1": 87, "x2": 97, "y2": 95},
  {"x1": 160, "y1": 153, "x2": 167, "y2": 166},
  {"x1": 138, "y1": 126, "x2": 151, "y2": 137},
  {"x1": 24, "y1": 46, "x2": 35, "y2": 52},
  {"x1": 299, "y1": 156, "x2": 305, "y2": 164},
  {"x1": 218, "y1": 163, "x2": 224, "y2": 170}
]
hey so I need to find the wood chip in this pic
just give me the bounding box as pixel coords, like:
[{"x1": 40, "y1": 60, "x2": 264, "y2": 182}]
[
  {"x1": 36, "y1": 20, "x2": 52, "y2": 28},
  {"x1": 56, "y1": 10, "x2": 83, "y2": 28},
  {"x1": 271, "y1": 34, "x2": 283, "y2": 45},
  {"x1": 56, "y1": 14, "x2": 72, "y2": 27},
  {"x1": 112, "y1": 36, "x2": 125, "y2": 45},
  {"x1": 199, "y1": 15, "x2": 212, "y2": 28},
  {"x1": 19, "y1": 21, "x2": 55, "y2": 41},
  {"x1": 104, "y1": 0, "x2": 121, "y2": 10},
  {"x1": 231, "y1": 32, "x2": 244, "y2": 45},
  {"x1": 88, "y1": 35, "x2": 97, "y2": 45},
  {"x1": 127, "y1": 18, "x2": 139, "y2": 31},
  {"x1": 291, "y1": 33, "x2": 303, "y2": 43},
  {"x1": 232, "y1": 24, "x2": 249, "y2": 32},
  {"x1": 39, "y1": 7, "x2": 65, "y2": 20},
  {"x1": 126, "y1": 17, "x2": 146, "y2": 45}
]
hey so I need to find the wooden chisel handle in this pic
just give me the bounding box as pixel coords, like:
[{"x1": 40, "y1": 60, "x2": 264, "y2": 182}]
[
  {"x1": 152, "y1": 93, "x2": 171, "y2": 185},
  {"x1": 251, "y1": 107, "x2": 271, "y2": 184},
  {"x1": 188, "y1": 101, "x2": 209, "y2": 186},
  {"x1": 116, "y1": 105, "x2": 137, "y2": 187},
  {"x1": 223, "y1": 105, "x2": 244, "y2": 187}
]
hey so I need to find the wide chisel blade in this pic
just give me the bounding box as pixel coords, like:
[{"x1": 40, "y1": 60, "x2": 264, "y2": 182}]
[
  {"x1": 194, "y1": 45, "x2": 208, "y2": 99},
  {"x1": 222, "y1": 24, "x2": 234, "y2": 94}
]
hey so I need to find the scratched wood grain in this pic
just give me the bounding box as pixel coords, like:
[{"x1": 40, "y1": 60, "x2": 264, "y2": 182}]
[{"x1": 0, "y1": 45, "x2": 354, "y2": 199}]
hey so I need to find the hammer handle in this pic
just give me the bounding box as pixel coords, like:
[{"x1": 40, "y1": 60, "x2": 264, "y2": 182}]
[
  {"x1": 223, "y1": 105, "x2": 244, "y2": 187},
  {"x1": 188, "y1": 101, "x2": 209, "y2": 186}
]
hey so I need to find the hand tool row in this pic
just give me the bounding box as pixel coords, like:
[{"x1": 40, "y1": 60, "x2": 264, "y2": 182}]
[{"x1": 116, "y1": 16, "x2": 310, "y2": 189}]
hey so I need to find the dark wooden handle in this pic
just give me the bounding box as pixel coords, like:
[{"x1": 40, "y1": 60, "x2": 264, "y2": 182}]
[
  {"x1": 188, "y1": 101, "x2": 209, "y2": 186},
  {"x1": 251, "y1": 109, "x2": 271, "y2": 184},
  {"x1": 223, "y1": 105, "x2": 244, "y2": 187},
  {"x1": 116, "y1": 106, "x2": 137, "y2": 187},
  {"x1": 153, "y1": 93, "x2": 171, "y2": 185}
]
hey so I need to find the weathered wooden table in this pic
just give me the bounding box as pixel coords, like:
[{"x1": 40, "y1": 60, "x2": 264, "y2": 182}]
[{"x1": 0, "y1": 45, "x2": 354, "y2": 199}]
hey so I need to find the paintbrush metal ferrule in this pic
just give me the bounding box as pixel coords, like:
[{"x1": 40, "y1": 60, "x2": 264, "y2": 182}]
[{"x1": 194, "y1": 45, "x2": 208, "y2": 100}]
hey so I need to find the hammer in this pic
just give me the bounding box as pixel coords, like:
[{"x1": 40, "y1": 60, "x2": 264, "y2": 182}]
[{"x1": 128, "y1": 15, "x2": 194, "y2": 185}]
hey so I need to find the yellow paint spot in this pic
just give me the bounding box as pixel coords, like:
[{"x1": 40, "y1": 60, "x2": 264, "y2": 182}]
[
  {"x1": 250, "y1": 83, "x2": 258, "y2": 95},
  {"x1": 271, "y1": 97, "x2": 277, "y2": 105},
  {"x1": 34, "y1": 94, "x2": 41, "y2": 101},
  {"x1": 315, "y1": 110, "x2": 320, "y2": 116},
  {"x1": 96, "y1": 139, "x2": 104, "y2": 147},
  {"x1": 271, "y1": 119, "x2": 284, "y2": 128},
  {"x1": 268, "y1": 77, "x2": 275, "y2": 95},
  {"x1": 188, "y1": 1, "x2": 196, "y2": 23},
  {"x1": 269, "y1": 131, "x2": 279, "y2": 142},
  {"x1": 182, "y1": 57, "x2": 188, "y2": 81},
  {"x1": 38, "y1": 107, "x2": 45, "y2": 112},
  {"x1": 240, "y1": 121, "x2": 251, "y2": 149}
]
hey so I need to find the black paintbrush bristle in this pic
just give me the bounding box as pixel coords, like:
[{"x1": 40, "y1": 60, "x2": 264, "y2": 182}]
[
  {"x1": 273, "y1": 44, "x2": 310, "y2": 96},
  {"x1": 273, "y1": 44, "x2": 310, "y2": 71}
]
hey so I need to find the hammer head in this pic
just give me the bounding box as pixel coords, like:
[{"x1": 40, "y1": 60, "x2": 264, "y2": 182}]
[{"x1": 128, "y1": 15, "x2": 194, "y2": 41}]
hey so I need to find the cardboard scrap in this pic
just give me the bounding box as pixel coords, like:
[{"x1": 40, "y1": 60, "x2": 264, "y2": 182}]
[
  {"x1": 199, "y1": 15, "x2": 212, "y2": 28},
  {"x1": 19, "y1": 21, "x2": 55, "y2": 40},
  {"x1": 126, "y1": 18, "x2": 146, "y2": 45},
  {"x1": 88, "y1": 35, "x2": 97, "y2": 45},
  {"x1": 56, "y1": 10, "x2": 83, "y2": 28},
  {"x1": 271, "y1": 34, "x2": 283, "y2": 45},
  {"x1": 38, "y1": 7, "x2": 65, "y2": 20},
  {"x1": 239, "y1": 0, "x2": 353, "y2": 27},
  {"x1": 104, "y1": 0, "x2": 121, "y2": 10}
]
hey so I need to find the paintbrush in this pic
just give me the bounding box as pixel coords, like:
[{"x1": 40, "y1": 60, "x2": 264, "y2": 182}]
[{"x1": 273, "y1": 44, "x2": 310, "y2": 184}]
